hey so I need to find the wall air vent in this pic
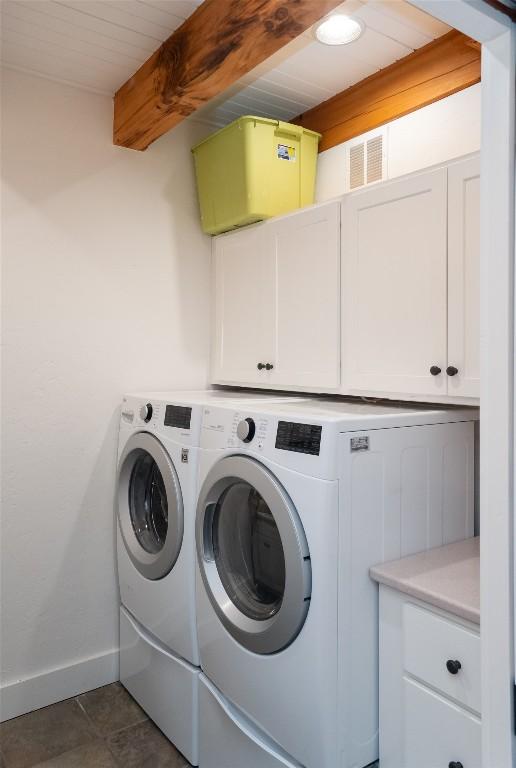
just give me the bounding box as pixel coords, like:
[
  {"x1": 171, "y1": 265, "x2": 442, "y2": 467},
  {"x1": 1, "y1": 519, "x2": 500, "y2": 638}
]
[
  {"x1": 366, "y1": 135, "x2": 383, "y2": 184},
  {"x1": 347, "y1": 129, "x2": 387, "y2": 191},
  {"x1": 349, "y1": 143, "x2": 365, "y2": 190}
]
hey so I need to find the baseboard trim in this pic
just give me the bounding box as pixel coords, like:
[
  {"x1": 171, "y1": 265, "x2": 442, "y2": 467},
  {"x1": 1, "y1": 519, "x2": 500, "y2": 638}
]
[{"x1": 0, "y1": 649, "x2": 119, "y2": 722}]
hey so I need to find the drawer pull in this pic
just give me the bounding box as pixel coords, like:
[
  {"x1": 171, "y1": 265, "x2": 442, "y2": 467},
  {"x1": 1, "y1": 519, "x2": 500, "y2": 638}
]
[
  {"x1": 446, "y1": 659, "x2": 462, "y2": 675},
  {"x1": 449, "y1": 762, "x2": 464, "y2": 768},
  {"x1": 265, "y1": 363, "x2": 274, "y2": 370},
  {"x1": 257, "y1": 363, "x2": 266, "y2": 370}
]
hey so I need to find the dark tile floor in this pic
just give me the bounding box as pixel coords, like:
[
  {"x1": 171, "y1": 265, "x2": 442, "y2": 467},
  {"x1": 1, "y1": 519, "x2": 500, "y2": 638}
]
[{"x1": 0, "y1": 683, "x2": 191, "y2": 768}]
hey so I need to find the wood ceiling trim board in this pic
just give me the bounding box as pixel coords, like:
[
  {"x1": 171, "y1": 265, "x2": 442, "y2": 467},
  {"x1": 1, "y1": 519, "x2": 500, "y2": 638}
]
[
  {"x1": 294, "y1": 30, "x2": 481, "y2": 152},
  {"x1": 113, "y1": 0, "x2": 345, "y2": 150}
]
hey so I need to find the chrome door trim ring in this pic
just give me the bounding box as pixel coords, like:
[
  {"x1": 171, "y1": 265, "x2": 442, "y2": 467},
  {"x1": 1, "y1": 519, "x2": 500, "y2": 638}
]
[
  {"x1": 196, "y1": 455, "x2": 311, "y2": 655},
  {"x1": 118, "y1": 432, "x2": 184, "y2": 581}
]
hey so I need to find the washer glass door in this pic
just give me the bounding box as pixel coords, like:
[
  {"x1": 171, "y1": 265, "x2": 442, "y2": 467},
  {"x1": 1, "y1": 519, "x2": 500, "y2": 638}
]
[
  {"x1": 197, "y1": 456, "x2": 311, "y2": 654},
  {"x1": 213, "y1": 481, "x2": 286, "y2": 621},
  {"x1": 118, "y1": 432, "x2": 184, "y2": 581}
]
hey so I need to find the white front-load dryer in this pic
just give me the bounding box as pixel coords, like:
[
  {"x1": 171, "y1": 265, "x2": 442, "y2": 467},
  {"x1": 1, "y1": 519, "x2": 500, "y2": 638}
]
[
  {"x1": 117, "y1": 390, "x2": 305, "y2": 765},
  {"x1": 195, "y1": 400, "x2": 477, "y2": 768}
]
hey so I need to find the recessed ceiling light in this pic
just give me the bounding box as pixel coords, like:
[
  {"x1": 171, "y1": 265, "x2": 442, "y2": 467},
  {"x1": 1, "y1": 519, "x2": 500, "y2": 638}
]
[{"x1": 314, "y1": 14, "x2": 364, "y2": 46}]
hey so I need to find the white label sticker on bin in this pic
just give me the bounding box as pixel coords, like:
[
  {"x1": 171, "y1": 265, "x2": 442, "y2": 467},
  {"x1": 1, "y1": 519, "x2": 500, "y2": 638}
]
[{"x1": 277, "y1": 144, "x2": 296, "y2": 162}]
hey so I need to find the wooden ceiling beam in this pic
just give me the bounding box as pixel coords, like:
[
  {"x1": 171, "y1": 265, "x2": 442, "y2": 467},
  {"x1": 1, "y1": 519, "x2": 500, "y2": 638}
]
[
  {"x1": 294, "y1": 30, "x2": 481, "y2": 153},
  {"x1": 113, "y1": 0, "x2": 344, "y2": 151}
]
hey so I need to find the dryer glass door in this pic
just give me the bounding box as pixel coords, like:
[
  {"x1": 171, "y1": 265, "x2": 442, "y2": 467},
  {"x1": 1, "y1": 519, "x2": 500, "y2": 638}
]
[
  {"x1": 118, "y1": 433, "x2": 184, "y2": 581},
  {"x1": 129, "y1": 451, "x2": 169, "y2": 554},
  {"x1": 197, "y1": 456, "x2": 311, "y2": 654}
]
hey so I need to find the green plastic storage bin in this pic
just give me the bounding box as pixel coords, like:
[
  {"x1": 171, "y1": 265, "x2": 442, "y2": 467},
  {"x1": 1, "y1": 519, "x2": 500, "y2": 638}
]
[{"x1": 192, "y1": 116, "x2": 321, "y2": 235}]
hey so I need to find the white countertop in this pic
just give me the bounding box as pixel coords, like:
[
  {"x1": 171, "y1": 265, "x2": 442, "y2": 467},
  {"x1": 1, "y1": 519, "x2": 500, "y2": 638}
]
[{"x1": 370, "y1": 537, "x2": 480, "y2": 625}]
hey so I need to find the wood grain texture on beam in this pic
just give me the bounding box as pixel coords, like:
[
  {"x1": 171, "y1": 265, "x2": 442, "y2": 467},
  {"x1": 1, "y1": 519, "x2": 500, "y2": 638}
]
[
  {"x1": 114, "y1": 0, "x2": 344, "y2": 151},
  {"x1": 294, "y1": 30, "x2": 481, "y2": 153}
]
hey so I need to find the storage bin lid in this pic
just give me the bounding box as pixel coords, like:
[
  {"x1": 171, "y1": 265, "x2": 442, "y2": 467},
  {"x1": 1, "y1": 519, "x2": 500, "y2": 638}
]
[{"x1": 191, "y1": 115, "x2": 321, "y2": 153}]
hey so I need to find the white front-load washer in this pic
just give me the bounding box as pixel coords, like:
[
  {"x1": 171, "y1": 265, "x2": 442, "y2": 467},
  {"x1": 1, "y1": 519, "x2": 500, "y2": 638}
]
[
  {"x1": 195, "y1": 399, "x2": 478, "y2": 768},
  {"x1": 116, "y1": 389, "x2": 305, "y2": 765}
]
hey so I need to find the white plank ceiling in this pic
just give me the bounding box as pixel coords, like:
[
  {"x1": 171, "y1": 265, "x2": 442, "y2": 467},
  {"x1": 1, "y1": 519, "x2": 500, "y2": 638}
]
[
  {"x1": 0, "y1": 0, "x2": 204, "y2": 94},
  {"x1": 1, "y1": 0, "x2": 450, "y2": 127},
  {"x1": 201, "y1": 0, "x2": 450, "y2": 127}
]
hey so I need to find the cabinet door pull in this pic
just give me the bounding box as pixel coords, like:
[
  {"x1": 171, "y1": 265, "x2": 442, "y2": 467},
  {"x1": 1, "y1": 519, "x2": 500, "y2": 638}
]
[
  {"x1": 449, "y1": 762, "x2": 464, "y2": 768},
  {"x1": 446, "y1": 366, "x2": 459, "y2": 376},
  {"x1": 265, "y1": 363, "x2": 274, "y2": 371},
  {"x1": 257, "y1": 363, "x2": 266, "y2": 370},
  {"x1": 446, "y1": 659, "x2": 462, "y2": 675},
  {"x1": 430, "y1": 365, "x2": 442, "y2": 376}
]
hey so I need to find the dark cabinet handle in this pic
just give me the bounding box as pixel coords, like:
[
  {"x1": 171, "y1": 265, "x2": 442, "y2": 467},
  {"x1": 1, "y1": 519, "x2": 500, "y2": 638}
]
[
  {"x1": 449, "y1": 762, "x2": 464, "y2": 768},
  {"x1": 265, "y1": 363, "x2": 274, "y2": 371},
  {"x1": 257, "y1": 363, "x2": 266, "y2": 370},
  {"x1": 447, "y1": 366, "x2": 459, "y2": 376},
  {"x1": 430, "y1": 365, "x2": 442, "y2": 376},
  {"x1": 446, "y1": 659, "x2": 462, "y2": 675}
]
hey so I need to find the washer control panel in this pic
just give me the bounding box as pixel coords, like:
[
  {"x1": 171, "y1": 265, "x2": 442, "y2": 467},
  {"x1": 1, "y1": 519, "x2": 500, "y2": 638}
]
[
  {"x1": 228, "y1": 412, "x2": 269, "y2": 451},
  {"x1": 275, "y1": 420, "x2": 322, "y2": 456},
  {"x1": 236, "y1": 417, "x2": 256, "y2": 443}
]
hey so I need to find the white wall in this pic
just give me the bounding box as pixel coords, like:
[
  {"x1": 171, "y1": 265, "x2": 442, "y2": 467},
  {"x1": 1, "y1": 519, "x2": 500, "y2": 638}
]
[
  {"x1": 0, "y1": 67, "x2": 211, "y2": 719},
  {"x1": 315, "y1": 84, "x2": 481, "y2": 201}
]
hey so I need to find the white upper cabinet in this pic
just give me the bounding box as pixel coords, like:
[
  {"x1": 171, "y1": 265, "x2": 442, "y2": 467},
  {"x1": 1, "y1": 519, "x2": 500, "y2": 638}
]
[
  {"x1": 271, "y1": 203, "x2": 340, "y2": 389},
  {"x1": 341, "y1": 154, "x2": 480, "y2": 403},
  {"x1": 447, "y1": 155, "x2": 480, "y2": 399},
  {"x1": 341, "y1": 168, "x2": 448, "y2": 398},
  {"x1": 211, "y1": 225, "x2": 275, "y2": 385},
  {"x1": 211, "y1": 154, "x2": 479, "y2": 404},
  {"x1": 211, "y1": 202, "x2": 341, "y2": 390}
]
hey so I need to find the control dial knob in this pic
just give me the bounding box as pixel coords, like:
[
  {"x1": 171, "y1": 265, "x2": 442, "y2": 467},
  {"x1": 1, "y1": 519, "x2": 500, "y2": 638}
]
[
  {"x1": 140, "y1": 403, "x2": 153, "y2": 423},
  {"x1": 237, "y1": 417, "x2": 256, "y2": 443}
]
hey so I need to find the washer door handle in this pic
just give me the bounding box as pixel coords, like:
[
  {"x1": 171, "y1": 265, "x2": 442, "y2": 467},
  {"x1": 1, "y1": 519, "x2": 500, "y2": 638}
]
[{"x1": 202, "y1": 502, "x2": 217, "y2": 562}]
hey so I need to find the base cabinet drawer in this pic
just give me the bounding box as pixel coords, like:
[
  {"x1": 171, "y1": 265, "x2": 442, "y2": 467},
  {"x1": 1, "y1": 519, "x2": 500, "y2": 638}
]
[
  {"x1": 378, "y1": 586, "x2": 481, "y2": 768},
  {"x1": 404, "y1": 603, "x2": 481, "y2": 713},
  {"x1": 404, "y1": 678, "x2": 481, "y2": 768}
]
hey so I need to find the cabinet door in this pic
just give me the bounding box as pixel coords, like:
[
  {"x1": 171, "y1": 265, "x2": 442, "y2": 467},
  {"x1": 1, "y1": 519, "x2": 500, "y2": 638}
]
[
  {"x1": 270, "y1": 202, "x2": 341, "y2": 389},
  {"x1": 342, "y1": 168, "x2": 448, "y2": 397},
  {"x1": 403, "y1": 678, "x2": 481, "y2": 768},
  {"x1": 447, "y1": 156, "x2": 480, "y2": 398},
  {"x1": 211, "y1": 226, "x2": 274, "y2": 384}
]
